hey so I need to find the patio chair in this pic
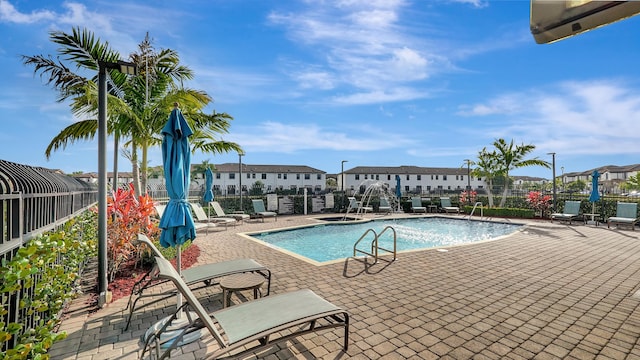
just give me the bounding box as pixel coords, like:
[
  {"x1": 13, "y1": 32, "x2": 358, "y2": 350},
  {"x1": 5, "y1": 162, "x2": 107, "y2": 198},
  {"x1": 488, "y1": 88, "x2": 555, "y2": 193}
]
[
  {"x1": 124, "y1": 234, "x2": 271, "y2": 331},
  {"x1": 141, "y1": 256, "x2": 349, "y2": 360},
  {"x1": 210, "y1": 201, "x2": 250, "y2": 224},
  {"x1": 410, "y1": 197, "x2": 427, "y2": 213},
  {"x1": 156, "y1": 203, "x2": 211, "y2": 232},
  {"x1": 607, "y1": 202, "x2": 639, "y2": 230},
  {"x1": 440, "y1": 197, "x2": 460, "y2": 214},
  {"x1": 378, "y1": 197, "x2": 392, "y2": 213},
  {"x1": 551, "y1": 200, "x2": 583, "y2": 224},
  {"x1": 251, "y1": 199, "x2": 277, "y2": 222},
  {"x1": 347, "y1": 197, "x2": 372, "y2": 213},
  {"x1": 190, "y1": 202, "x2": 237, "y2": 230}
]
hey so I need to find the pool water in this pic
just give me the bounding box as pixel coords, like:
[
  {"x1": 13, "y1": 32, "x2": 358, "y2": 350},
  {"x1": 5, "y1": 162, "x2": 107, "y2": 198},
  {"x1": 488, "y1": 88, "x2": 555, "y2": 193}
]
[{"x1": 250, "y1": 217, "x2": 522, "y2": 263}]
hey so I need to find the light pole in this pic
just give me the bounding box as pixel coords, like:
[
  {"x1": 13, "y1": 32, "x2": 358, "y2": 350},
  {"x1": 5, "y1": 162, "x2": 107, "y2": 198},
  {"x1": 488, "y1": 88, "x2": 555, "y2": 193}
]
[
  {"x1": 547, "y1": 152, "x2": 556, "y2": 211},
  {"x1": 463, "y1": 159, "x2": 471, "y2": 191},
  {"x1": 341, "y1": 160, "x2": 348, "y2": 210},
  {"x1": 239, "y1": 152, "x2": 244, "y2": 211},
  {"x1": 97, "y1": 60, "x2": 136, "y2": 307}
]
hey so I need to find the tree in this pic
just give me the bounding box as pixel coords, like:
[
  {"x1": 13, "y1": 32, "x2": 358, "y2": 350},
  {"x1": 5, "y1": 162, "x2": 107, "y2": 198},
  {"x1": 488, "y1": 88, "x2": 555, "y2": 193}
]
[
  {"x1": 23, "y1": 28, "x2": 242, "y2": 196},
  {"x1": 471, "y1": 147, "x2": 500, "y2": 207},
  {"x1": 492, "y1": 138, "x2": 550, "y2": 208},
  {"x1": 621, "y1": 173, "x2": 640, "y2": 192}
]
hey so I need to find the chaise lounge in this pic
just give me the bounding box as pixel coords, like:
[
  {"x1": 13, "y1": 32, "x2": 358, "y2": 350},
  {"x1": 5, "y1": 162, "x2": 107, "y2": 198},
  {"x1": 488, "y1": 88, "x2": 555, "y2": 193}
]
[
  {"x1": 410, "y1": 197, "x2": 427, "y2": 213},
  {"x1": 141, "y1": 256, "x2": 349, "y2": 360},
  {"x1": 124, "y1": 234, "x2": 271, "y2": 331},
  {"x1": 251, "y1": 199, "x2": 278, "y2": 222},
  {"x1": 551, "y1": 200, "x2": 583, "y2": 224},
  {"x1": 440, "y1": 197, "x2": 460, "y2": 214},
  {"x1": 607, "y1": 202, "x2": 639, "y2": 230}
]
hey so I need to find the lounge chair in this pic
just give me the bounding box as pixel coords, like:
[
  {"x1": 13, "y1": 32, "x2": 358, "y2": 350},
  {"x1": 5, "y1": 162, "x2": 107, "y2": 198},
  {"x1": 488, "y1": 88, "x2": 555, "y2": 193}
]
[
  {"x1": 210, "y1": 201, "x2": 250, "y2": 224},
  {"x1": 125, "y1": 234, "x2": 271, "y2": 331},
  {"x1": 551, "y1": 201, "x2": 583, "y2": 224},
  {"x1": 378, "y1": 197, "x2": 392, "y2": 213},
  {"x1": 141, "y1": 256, "x2": 349, "y2": 360},
  {"x1": 410, "y1": 197, "x2": 427, "y2": 213},
  {"x1": 251, "y1": 199, "x2": 277, "y2": 222},
  {"x1": 190, "y1": 202, "x2": 236, "y2": 230},
  {"x1": 440, "y1": 197, "x2": 460, "y2": 214},
  {"x1": 156, "y1": 203, "x2": 211, "y2": 232},
  {"x1": 348, "y1": 196, "x2": 373, "y2": 213},
  {"x1": 607, "y1": 202, "x2": 639, "y2": 230}
]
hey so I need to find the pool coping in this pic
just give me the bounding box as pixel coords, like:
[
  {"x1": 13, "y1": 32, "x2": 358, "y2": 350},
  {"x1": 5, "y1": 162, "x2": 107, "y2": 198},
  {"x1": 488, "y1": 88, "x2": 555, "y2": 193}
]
[{"x1": 239, "y1": 214, "x2": 530, "y2": 266}]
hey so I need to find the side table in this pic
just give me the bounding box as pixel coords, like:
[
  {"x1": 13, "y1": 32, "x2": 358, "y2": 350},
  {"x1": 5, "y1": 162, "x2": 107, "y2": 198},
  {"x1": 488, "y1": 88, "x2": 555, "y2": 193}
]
[
  {"x1": 584, "y1": 213, "x2": 600, "y2": 226},
  {"x1": 219, "y1": 273, "x2": 265, "y2": 308}
]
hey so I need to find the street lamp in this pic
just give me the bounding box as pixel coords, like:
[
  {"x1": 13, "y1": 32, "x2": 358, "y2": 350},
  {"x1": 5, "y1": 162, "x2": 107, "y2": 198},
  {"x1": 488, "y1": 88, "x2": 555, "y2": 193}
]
[
  {"x1": 463, "y1": 159, "x2": 472, "y2": 191},
  {"x1": 547, "y1": 152, "x2": 556, "y2": 211},
  {"x1": 239, "y1": 152, "x2": 244, "y2": 210},
  {"x1": 97, "y1": 60, "x2": 137, "y2": 307},
  {"x1": 341, "y1": 160, "x2": 348, "y2": 210}
]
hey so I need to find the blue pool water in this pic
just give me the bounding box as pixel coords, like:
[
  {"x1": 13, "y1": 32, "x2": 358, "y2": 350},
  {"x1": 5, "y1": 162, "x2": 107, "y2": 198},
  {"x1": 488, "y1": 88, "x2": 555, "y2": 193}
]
[{"x1": 250, "y1": 217, "x2": 522, "y2": 263}]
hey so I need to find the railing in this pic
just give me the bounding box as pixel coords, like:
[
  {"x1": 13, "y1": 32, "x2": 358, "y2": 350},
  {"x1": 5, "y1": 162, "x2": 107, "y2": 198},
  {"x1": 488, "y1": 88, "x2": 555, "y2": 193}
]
[
  {"x1": 353, "y1": 226, "x2": 397, "y2": 264},
  {"x1": 465, "y1": 202, "x2": 484, "y2": 220},
  {"x1": 0, "y1": 159, "x2": 98, "y2": 352}
]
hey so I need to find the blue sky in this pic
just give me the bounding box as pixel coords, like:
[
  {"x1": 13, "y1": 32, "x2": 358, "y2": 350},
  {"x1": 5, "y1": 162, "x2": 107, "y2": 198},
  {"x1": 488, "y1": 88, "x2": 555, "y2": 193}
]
[{"x1": 2, "y1": 0, "x2": 640, "y2": 179}]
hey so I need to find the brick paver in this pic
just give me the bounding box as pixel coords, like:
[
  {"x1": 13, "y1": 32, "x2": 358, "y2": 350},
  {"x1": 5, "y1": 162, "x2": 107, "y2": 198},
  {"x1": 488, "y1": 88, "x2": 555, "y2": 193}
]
[{"x1": 49, "y1": 214, "x2": 640, "y2": 359}]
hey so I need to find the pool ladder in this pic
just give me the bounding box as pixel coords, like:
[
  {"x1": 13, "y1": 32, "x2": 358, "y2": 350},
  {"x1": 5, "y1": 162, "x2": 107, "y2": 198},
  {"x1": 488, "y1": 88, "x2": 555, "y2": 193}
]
[
  {"x1": 353, "y1": 226, "x2": 397, "y2": 264},
  {"x1": 464, "y1": 202, "x2": 484, "y2": 220}
]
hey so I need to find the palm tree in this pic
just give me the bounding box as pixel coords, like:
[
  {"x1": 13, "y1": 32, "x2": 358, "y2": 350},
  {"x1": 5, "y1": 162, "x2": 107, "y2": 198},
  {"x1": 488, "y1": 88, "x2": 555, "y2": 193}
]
[
  {"x1": 471, "y1": 147, "x2": 500, "y2": 208},
  {"x1": 23, "y1": 28, "x2": 242, "y2": 196},
  {"x1": 492, "y1": 138, "x2": 550, "y2": 208}
]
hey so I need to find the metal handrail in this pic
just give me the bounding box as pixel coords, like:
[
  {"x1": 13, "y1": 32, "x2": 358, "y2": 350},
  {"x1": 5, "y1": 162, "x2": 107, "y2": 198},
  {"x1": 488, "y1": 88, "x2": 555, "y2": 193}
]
[
  {"x1": 353, "y1": 226, "x2": 397, "y2": 264},
  {"x1": 466, "y1": 202, "x2": 484, "y2": 220}
]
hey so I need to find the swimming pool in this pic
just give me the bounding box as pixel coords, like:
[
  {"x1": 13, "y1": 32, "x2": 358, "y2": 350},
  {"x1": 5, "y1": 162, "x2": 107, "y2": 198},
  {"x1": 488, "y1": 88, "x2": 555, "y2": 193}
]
[{"x1": 247, "y1": 217, "x2": 523, "y2": 264}]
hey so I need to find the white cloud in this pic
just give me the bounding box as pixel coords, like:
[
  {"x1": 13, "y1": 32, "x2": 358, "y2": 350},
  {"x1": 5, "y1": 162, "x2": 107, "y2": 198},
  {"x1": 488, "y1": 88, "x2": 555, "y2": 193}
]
[
  {"x1": 457, "y1": 79, "x2": 640, "y2": 156},
  {"x1": 227, "y1": 121, "x2": 416, "y2": 153},
  {"x1": 0, "y1": 0, "x2": 55, "y2": 23}
]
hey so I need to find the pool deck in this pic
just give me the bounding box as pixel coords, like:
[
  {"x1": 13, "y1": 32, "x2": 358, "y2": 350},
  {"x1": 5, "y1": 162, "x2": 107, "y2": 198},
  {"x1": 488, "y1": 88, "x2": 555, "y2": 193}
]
[{"x1": 50, "y1": 213, "x2": 640, "y2": 359}]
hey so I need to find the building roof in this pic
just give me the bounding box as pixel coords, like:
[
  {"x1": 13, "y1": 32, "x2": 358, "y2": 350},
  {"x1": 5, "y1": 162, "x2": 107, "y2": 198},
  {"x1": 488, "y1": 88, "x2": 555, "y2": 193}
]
[
  {"x1": 345, "y1": 165, "x2": 468, "y2": 175},
  {"x1": 212, "y1": 163, "x2": 325, "y2": 174}
]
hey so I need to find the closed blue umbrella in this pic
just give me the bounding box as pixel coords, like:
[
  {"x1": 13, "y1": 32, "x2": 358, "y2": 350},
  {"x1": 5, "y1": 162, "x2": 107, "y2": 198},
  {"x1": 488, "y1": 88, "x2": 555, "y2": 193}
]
[
  {"x1": 588, "y1": 170, "x2": 601, "y2": 220},
  {"x1": 589, "y1": 170, "x2": 600, "y2": 203},
  {"x1": 159, "y1": 104, "x2": 196, "y2": 284},
  {"x1": 203, "y1": 167, "x2": 214, "y2": 203}
]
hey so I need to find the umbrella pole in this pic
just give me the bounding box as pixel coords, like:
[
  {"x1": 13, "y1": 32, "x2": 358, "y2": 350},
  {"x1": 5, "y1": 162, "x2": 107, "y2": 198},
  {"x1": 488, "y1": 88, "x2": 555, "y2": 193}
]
[{"x1": 176, "y1": 248, "x2": 183, "y2": 318}]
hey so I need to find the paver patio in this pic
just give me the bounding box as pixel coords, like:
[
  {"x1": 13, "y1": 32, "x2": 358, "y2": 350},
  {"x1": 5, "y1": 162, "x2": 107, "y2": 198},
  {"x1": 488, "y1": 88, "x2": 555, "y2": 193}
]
[{"x1": 49, "y1": 214, "x2": 640, "y2": 359}]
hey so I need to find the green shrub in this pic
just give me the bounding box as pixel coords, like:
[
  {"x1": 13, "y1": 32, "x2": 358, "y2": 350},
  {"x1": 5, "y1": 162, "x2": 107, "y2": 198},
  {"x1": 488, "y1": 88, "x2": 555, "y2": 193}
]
[{"x1": 0, "y1": 211, "x2": 97, "y2": 360}]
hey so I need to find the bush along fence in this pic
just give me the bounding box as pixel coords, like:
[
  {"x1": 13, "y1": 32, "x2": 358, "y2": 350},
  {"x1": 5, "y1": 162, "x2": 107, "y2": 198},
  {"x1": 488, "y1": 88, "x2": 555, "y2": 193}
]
[{"x1": 0, "y1": 159, "x2": 98, "y2": 359}]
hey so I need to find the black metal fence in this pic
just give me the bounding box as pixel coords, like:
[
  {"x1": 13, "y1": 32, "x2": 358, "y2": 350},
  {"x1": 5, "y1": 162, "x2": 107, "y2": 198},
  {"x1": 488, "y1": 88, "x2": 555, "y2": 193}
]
[{"x1": 0, "y1": 159, "x2": 98, "y2": 351}]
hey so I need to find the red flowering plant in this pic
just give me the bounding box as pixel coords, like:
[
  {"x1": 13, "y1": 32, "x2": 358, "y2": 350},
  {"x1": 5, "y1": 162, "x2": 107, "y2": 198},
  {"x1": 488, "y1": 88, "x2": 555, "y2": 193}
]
[
  {"x1": 526, "y1": 191, "x2": 552, "y2": 218},
  {"x1": 105, "y1": 184, "x2": 159, "y2": 281},
  {"x1": 459, "y1": 190, "x2": 477, "y2": 206}
]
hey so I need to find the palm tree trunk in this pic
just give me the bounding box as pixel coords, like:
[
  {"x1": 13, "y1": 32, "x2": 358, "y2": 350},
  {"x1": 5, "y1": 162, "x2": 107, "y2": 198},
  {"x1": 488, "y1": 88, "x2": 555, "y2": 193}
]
[
  {"x1": 131, "y1": 142, "x2": 141, "y2": 198},
  {"x1": 499, "y1": 172, "x2": 509, "y2": 208},
  {"x1": 141, "y1": 145, "x2": 149, "y2": 196}
]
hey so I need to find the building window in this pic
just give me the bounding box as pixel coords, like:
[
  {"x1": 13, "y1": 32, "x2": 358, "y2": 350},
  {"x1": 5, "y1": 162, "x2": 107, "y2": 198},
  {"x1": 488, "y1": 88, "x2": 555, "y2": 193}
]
[
  {"x1": 296, "y1": 174, "x2": 300, "y2": 180},
  {"x1": 387, "y1": 175, "x2": 391, "y2": 180},
  {"x1": 262, "y1": 174, "x2": 267, "y2": 179},
  {"x1": 417, "y1": 175, "x2": 421, "y2": 181},
  {"x1": 304, "y1": 174, "x2": 310, "y2": 180},
  {"x1": 247, "y1": 173, "x2": 251, "y2": 179},
  {"x1": 431, "y1": 175, "x2": 434, "y2": 180},
  {"x1": 375, "y1": 175, "x2": 379, "y2": 180},
  {"x1": 283, "y1": 174, "x2": 287, "y2": 179},
  {"x1": 229, "y1": 173, "x2": 235, "y2": 180},
  {"x1": 460, "y1": 175, "x2": 464, "y2": 181},
  {"x1": 406, "y1": 175, "x2": 410, "y2": 180},
  {"x1": 443, "y1": 175, "x2": 447, "y2": 180},
  {"x1": 355, "y1": 174, "x2": 360, "y2": 180},
  {"x1": 317, "y1": 174, "x2": 321, "y2": 180},
  {"x1": 216, "y1": 173, "x2": 221, "y2": 179},
  {"x1": 435, "y1": 175, "x2": 439, "y2": 180},
  {"x1": 364, "y1": 174, "x2": 368, "y2": 179},
  {"x1": 278, "y1": 174, "x2": 282, "y2": 179}
]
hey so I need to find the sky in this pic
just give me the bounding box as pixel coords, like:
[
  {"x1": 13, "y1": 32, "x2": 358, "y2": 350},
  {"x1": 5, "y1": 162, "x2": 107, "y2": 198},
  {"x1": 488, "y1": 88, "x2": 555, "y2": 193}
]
[{"x1": 2, "y1": 0, "x2": 640, "y2": 179}]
